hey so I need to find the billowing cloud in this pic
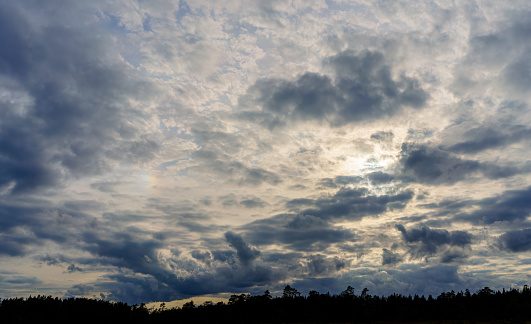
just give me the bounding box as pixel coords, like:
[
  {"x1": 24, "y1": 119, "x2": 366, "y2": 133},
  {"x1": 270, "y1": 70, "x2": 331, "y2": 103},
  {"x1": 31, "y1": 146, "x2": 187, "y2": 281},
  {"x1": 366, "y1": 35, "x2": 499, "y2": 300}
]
[{"x1": 241, "y1": 50, "x2": 428, "y2": 128}]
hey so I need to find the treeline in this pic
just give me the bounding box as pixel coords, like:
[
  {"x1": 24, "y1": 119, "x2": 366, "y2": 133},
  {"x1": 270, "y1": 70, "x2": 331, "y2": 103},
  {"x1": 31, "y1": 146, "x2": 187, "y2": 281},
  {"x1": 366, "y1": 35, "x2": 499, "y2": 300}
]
[{"x1": 2, "y1": 285, "x2": 531, "y2": 323}]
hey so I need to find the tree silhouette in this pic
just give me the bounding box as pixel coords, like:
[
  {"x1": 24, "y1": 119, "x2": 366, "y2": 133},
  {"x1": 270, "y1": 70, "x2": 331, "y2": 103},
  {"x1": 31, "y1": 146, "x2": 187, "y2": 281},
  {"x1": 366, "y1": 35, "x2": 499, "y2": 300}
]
[{"x1": 282, "y1": 285, "x2": 301, "y2": 298}]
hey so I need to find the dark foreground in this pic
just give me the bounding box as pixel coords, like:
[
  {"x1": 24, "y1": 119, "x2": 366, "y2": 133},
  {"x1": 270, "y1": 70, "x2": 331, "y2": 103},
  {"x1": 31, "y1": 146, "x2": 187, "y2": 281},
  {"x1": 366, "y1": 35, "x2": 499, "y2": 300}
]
[{"x1": 2, "y1": 285, "x2": 531, "y2": 323}]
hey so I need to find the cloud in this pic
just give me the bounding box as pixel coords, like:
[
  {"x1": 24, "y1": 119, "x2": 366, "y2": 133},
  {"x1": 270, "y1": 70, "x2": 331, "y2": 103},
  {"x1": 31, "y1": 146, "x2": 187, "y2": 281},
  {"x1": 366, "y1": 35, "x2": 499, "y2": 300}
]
[
  {"x1": 66, "y1": 264, "x2": 83, "y2": 273},
  {"x1": 457, "y1": 186, "x2": 531, "y2": 225},
  {"x1": 445, "y1": 125, "x2": 531, "y2": 154},
  {"x1": 498, "y1": 229, "x2": 531, "y2": 252},
  {"x1": 389, "y1": 265, "x2": 462, "y2": 290},
  {"x1": 0, "y1": 1, "x2": 158, "y2": 194},
  {"x1": 307, "y1": 254, "x2": 347, "y2": 276},
  {"x1": 292, "y1": 187, "x2": 414, "y2": 221},
  {"x1": 224, "y1": 231, "x2": 260, "y2": 265},
  {"x1": 396, "y1": 224, "x2": 472, "y2": 260},
  {"x1": 400, "y1": 144, "x2": 481, "y2": 185},
  {"x1": 400, "y1": 144, "x2": 531, "y2": 185},
  {"x1": 382, "y1": 248, "x2": 403, "y2": 266},
  {"x1": 191, "y1": 250, "x2": 213, "y2": 263},
  {"x1": 242, "y1": 214, "x2": 355, "y2": 251},
  {"x1": 241, "y1": 50, "x2": 428, "y2": 128}
]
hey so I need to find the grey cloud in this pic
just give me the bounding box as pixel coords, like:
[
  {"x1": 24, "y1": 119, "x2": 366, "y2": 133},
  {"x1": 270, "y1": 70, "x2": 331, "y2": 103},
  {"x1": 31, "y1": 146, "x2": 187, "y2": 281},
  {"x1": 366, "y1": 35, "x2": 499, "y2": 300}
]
[
  {"x1": 224, "y1": 231, "x2": 260, "y2": 265},
  {"x1": 0, "y1": 274, "x2": 42, "y2": 286},
  {"x1": 193, "y1": 152, "x2": 282, "y2": 187},
  {"x1": 211, "y1": 250, "x2": 236, "y2": 264},
  {"x1": 371, "y1": 131, "x2": 394, "y2": 141},
  {"x1": 295, "y1": 187, "x2": 413, "y2": 221},
  {"x1": 65, "y1": 284, "x2": 96, "y2": 298},
  {"x1": 0, "y1": 1, "x2": 157, "y2": 194},
  {"x1": 220, "y1": 194, "x2": 268, "y2": 209},
  {"x1": 396, "y1": 224, "x2": 472, "y2": 259},
  {"x1": 382, "y1": 248, "x2": 403, "y2": 266},
  {"x1": 400, "y1": 144, "x2": 530, "y2": 185},
  {"x1": 66, "y1": 264, "x2": 83, "y2": 273},
  {"x1": 318, "y1": 175, "x2": 364, "y2": 188},
  {"x1": 457, "y1": 186, "x2": 531, "y2": 224},
  {"x1": 0, "y1": 201, "x2": 97, "y2": 256},
  {"x1": 0, "y1": 234, "x2": 34, "y2": 256},
  {"x1": 401, "y1": 144, "x2": 480, "y2": 185},
  {"x1": 242, "y1": 214, "x2": 355, "y2": 251},
  {"x1": 307, "y1": 254, "x2": 347, "y2": 276},
  {"x1": 440, "y1": 248, "x2": 468, "y2": 263},
  {"x1": 191, "y1": 250, "x2": 212, "y2": 263},
  {"x1": 446, "y1": 125, "x2": 531, "y2": 154},
  {"x1": 499, "y1": 228, "x2": 531, "y2": 252},
  {"x1": 242, "y1": 50, "x2": 428, "y2": 128},
  {"x1": 367, "y1": 171, "x2": 394, "y2": 184},
  {"x1": 82, "y1": 231, "x2": 164, "y2": 274},
  {"x1": 389, "y1": 265, "x2": 462, "y2": 291},
  {"x1": 99, "y1": 261, "x2": 285, "y2": 304},
  {"x1": 240, "y1": 197, "x2": 267, "y2": 208},
  {"x1": 335, "y1": 176, "x2": 364, "y2": 185},
  {"x1": 40, "y1": 254, "x2": 69, "y2": 266},
  {"x1": 454, "y1": 10, "x2": 531, "y2": 98}
]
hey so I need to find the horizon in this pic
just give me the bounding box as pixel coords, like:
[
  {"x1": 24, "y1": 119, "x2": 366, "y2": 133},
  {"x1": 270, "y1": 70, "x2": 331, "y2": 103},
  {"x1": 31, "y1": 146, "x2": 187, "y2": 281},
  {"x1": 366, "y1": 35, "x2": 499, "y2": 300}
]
[{"x1": 1, "y1": 0, "x2": 531, "y2": 305}]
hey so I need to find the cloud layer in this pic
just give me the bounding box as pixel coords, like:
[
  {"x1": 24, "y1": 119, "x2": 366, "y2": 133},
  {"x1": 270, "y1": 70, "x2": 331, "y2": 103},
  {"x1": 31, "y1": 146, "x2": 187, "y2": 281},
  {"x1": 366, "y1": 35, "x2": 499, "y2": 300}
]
[{"x1": 1, "y1": 0, "x2": 531, "y2": 304}]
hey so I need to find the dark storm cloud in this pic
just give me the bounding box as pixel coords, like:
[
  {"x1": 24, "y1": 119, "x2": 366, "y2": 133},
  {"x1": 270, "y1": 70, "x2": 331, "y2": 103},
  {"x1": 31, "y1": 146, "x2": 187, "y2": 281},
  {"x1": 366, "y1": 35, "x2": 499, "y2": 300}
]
[
  {"x1": 0, "y1": 1, "x2": 158, "y2": 194},
  {"x1": 498, "y1": 229, "x2": 531, "y2": 252},
  {"x1": 242, "y1": 50, "x2": 428, "y2": 128},
  {"x1": 224, "y1": 231, "x2": 260, "y2": 265},
  {"x1": 291, "y1": 187, "x2": 414, "y2": 221},
  {"x1": 242, "y1": 214, "x2": 355, "y2": 251},
  {"x1": 396, "y1": 224, "x2": 472, "y2": 259}
]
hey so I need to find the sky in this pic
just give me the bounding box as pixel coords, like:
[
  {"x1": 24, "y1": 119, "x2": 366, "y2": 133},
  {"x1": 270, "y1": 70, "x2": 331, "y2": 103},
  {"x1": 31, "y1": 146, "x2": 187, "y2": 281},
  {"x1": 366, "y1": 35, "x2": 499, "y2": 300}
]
[{"x1": 1, "y1": 0, "x2": 531, "y2": 305}]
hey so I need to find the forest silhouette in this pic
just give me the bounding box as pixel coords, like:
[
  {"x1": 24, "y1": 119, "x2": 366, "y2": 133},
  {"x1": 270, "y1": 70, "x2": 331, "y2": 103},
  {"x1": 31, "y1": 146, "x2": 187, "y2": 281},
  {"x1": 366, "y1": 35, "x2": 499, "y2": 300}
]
[{"x1": 2, "y1": 285, "x2": 531, "y2": 323}]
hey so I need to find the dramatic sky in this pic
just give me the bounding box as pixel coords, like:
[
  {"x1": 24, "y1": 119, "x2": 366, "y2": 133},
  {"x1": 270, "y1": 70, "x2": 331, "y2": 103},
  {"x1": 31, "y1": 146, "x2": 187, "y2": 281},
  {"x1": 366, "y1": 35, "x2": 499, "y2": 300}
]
[{"x1": 1, "y1": 0, "x2": 531, "y2": 304}]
